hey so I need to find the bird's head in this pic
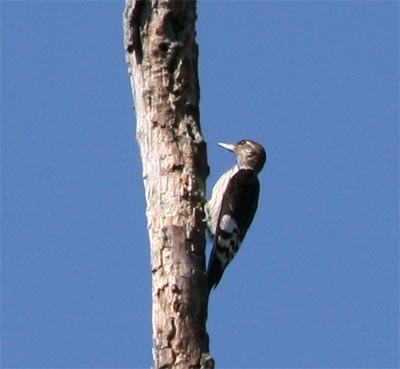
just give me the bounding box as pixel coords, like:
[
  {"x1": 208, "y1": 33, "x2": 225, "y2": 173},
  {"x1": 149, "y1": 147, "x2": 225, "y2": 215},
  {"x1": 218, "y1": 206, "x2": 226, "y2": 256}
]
[{"x1": 218, "y1": 139, "x2": 266, "y2": 173}]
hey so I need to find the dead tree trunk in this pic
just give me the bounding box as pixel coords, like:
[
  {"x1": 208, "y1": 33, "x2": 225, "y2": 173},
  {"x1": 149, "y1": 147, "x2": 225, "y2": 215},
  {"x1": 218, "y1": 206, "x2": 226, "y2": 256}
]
[{"x1": 123, "y1": 1, "x2": 213, "y2": 368}]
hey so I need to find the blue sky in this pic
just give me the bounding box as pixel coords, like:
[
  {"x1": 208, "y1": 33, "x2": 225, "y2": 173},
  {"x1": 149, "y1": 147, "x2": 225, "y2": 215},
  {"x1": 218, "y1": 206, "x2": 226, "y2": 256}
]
[{"x1": 2, "y1": 1, "x2": 398, "y2": 368}]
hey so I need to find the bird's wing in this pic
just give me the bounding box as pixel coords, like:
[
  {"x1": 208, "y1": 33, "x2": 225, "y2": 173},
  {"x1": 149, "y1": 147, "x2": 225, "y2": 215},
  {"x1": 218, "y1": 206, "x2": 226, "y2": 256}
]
[{"x1": 207, "y1": 169, "x2": 260, "y2": 291}]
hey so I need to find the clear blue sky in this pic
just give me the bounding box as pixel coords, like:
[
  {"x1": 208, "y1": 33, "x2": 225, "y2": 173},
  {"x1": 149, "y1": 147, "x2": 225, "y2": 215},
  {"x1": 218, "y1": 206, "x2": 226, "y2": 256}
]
[{"x1": 2, "y1": 1, "x2": 398, "y2": 368}]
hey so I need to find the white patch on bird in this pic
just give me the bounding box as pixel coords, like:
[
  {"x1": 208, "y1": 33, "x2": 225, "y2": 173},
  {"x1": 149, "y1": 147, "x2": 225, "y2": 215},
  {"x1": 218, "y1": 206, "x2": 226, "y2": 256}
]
[
  {"x1": 205, "y1": 165, "x2": 239, "y2": 236},
  {"x1": 217, "y1": 236, "x2": 232, "y2": 248},
  {"x1": 219, "y1": 214, "x2": 237, "y2": 234},
  {"x1": 216, "y1": 214, "x2": 240, "y2": 264}
]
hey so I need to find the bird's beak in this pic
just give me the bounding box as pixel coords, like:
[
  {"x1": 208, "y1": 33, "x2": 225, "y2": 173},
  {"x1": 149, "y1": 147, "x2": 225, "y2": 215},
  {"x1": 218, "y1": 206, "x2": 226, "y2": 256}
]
[{"x1": 218, "y1": 142, "x2": 236, "y2": 152}]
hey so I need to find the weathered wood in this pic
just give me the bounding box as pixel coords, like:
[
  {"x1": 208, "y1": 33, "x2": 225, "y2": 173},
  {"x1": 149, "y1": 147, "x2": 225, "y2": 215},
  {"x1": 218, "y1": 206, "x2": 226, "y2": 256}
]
[{"x1": 123, "y1": 1, "x2": 213, "y2": 368}]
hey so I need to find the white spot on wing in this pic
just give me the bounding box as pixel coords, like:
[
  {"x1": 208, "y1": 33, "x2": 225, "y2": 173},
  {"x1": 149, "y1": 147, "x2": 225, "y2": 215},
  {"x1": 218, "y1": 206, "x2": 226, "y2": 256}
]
[
  {"x1": 220, "y1": 214, "x2": 237, "y2": 234},
  {"x1": 217, "y1": 236, "x2": 231, "y2": 248}
]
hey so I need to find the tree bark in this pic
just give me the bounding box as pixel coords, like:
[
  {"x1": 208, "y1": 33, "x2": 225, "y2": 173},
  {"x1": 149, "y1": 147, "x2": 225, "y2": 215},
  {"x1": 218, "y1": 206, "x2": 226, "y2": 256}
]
[{"x1": 123, "y1": 1, "x2": 213, "y2": 368}]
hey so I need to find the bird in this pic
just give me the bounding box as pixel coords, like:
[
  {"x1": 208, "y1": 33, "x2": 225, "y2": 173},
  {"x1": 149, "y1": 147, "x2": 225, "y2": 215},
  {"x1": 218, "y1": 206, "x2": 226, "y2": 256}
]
[{"x1": 205, "y1": 139, "x2": 266, "y2": 292}]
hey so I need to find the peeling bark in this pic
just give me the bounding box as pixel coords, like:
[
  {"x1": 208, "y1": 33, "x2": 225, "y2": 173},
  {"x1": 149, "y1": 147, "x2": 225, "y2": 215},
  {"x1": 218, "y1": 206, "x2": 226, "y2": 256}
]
[{"x1": 123, "y1": 1, "x2": 213, "y2": 368}]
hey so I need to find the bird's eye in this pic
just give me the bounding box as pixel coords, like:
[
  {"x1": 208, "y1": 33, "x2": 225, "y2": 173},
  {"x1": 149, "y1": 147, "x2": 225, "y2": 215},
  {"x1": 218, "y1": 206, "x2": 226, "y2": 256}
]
[{"x1": 238, "y1": 140, "x2": 246, "y2": 145}]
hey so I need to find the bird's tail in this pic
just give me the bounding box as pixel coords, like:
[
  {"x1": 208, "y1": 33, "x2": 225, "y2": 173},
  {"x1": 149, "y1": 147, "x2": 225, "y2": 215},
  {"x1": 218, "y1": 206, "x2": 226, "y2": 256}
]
[{"x1": 207, "y1": 251, "x2": 225, "y2": 293}]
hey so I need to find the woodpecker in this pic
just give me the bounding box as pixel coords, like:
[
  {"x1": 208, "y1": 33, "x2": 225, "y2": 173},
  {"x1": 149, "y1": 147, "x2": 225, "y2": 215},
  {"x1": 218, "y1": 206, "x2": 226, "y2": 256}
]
[{"x1": 205, "y1": 139, "x2": 266, "y2": 292}]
